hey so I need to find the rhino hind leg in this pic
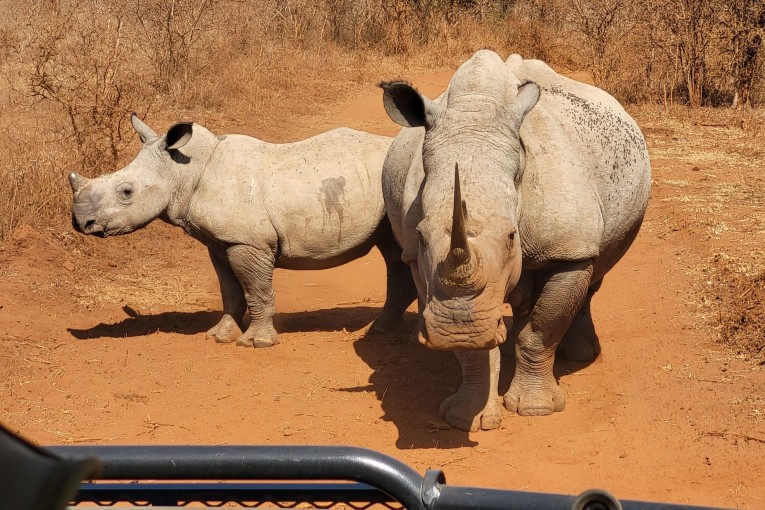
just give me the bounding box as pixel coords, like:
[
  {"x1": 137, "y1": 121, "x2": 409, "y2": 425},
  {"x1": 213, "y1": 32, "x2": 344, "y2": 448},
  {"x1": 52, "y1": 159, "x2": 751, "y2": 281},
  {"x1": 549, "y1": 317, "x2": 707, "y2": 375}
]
[
  {"x1": 227, "y1": 244, "x2": 279, "y2": 348},
  {"x1": 440, "y1": 348, "x2": 502, "y2": 432},
  {"x1": 558, "y1": 279, "x2": 602, "y2": 362},
  {"x1": 206, "y1": 246, "x2": 247, "y2": 343},
  {"x1": 504, "y1": 260, "x2": 594, "y2": 416},
  {"x1": 368, "y1": 220, "x2": 417, "y2": 334}
]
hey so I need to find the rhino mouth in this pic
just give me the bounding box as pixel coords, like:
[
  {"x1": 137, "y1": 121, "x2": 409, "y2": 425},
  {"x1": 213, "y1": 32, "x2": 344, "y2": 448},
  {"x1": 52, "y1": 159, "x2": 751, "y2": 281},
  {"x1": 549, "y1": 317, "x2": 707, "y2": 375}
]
[
  {"x1": 418, "y1": 301, "x2": 506, "y2": 351},
  {"x1": 72, "y1": 214, "x2": 107, "y2": 237}
]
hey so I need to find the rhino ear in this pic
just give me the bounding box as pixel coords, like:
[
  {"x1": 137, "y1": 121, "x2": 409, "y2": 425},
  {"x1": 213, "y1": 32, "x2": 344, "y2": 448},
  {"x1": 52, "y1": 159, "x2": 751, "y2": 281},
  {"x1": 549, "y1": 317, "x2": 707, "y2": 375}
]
[
  {"x1": 165, "y1": 122, "x2": 193, "y2": 151},
  {"x1": 131, "y1": 113, "x2": 158, "y2": 143},
  {"x1": 507, "y1": 81, "x2": 540, "y2": 133},
  {"x1": 380, "y1": 81, "x2": 440, "y2": 130}
]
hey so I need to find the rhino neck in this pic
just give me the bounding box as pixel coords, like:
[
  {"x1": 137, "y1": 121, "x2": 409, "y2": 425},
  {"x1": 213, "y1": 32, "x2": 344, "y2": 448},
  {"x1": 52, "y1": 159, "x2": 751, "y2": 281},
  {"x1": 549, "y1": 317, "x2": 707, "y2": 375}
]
[{"x1": 162, "y1": 138, "x2": 222, "y2": 229}]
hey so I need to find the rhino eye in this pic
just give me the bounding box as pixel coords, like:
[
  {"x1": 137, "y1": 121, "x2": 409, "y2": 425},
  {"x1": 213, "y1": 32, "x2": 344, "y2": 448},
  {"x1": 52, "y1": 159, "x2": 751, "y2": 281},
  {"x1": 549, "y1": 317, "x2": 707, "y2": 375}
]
[{"x1": 117, "y1": 183, "x2": 134, "y2": 201}]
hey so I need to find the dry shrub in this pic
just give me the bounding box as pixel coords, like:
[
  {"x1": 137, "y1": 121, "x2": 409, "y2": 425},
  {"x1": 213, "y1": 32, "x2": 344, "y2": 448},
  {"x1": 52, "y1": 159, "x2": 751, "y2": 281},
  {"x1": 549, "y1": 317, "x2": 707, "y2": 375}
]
[
  {"x1": 706, "y1": 254, "x2": 765, "y2": 362},
  {"x1": 4, "y1": 0, "x2": 763, "y2": 248},
  {"x1": 0, "y1": 121, "x2": 73, "y2": 240},
  {"x1": 0, "y1": 0, "x2": 635, "y2": 245},
  {"x1": 17, "y1": 2, "x2": 155, "y2": 173}
]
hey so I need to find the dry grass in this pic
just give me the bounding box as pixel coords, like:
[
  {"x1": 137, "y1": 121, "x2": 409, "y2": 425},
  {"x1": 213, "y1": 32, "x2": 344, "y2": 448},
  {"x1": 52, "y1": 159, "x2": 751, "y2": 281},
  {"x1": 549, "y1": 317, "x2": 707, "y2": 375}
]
[
  {"x1": 634, "y1": 104, "x2": 765, "y2": 361},
  {"x1": 72, "y1": 263, "x2": 211, "y2": 311},
  {"x1": 0, "y1": 115, "x2": 74, "y2": 241},
  {"x1": 0, "y1": 0, "x2": 558, "y2": 245},
  {"x1": 1, "y1": 1, "x2": 764, "y2": 361},
  {"x1": 698, "y1": 253, "x2": 765, "y2": 362}
]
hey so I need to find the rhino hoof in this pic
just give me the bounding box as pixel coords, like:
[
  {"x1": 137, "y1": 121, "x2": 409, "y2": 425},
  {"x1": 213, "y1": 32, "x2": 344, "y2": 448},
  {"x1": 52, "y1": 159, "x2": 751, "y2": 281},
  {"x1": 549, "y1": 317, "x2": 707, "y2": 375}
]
[
  {"x1": 439, "y1": 394, "x2": 502, "y2": 432},
  {"x1": 207, "y1": 315, "x2": 242, "y2": 344},
  {"x1": 236, "y1": 335, "x2": 279, "y2": 348},
  {"x1": 503, "y1": 381, "x2": 566, "y2": 416}
]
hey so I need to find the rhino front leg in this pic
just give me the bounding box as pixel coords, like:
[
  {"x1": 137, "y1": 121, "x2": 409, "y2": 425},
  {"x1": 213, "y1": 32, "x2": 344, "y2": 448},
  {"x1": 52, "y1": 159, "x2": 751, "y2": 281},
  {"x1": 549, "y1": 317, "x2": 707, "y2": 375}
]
[
  {"x1": 504, "y1": 260, "x2": 594, "y2": 416},
  {"x1": 407, "y1": 264, "x2": 427, "y2": 344},
  {"x1": 439, "y1": 348, "x2": 502, "y2": 432},
  {"x1": 206, "y1": 246, "x2": 247, "y2": 344},
  {"x1": 369, "y1": 223, "x2": 417, "y2": 333},
  {"x1": 227, "y1": 244, "x2": 279, "y2": 348}
]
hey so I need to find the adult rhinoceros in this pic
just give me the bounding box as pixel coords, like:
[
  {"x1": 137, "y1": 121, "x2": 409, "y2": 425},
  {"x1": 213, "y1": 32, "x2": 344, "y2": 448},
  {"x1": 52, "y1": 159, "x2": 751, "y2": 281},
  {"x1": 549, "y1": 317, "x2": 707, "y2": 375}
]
[
  {"x1": 70, "y1": 115, "x2": 416, "y2": 348},
  {"x1": 380, "y1": 50, "x2": 651, "y2": 431}
]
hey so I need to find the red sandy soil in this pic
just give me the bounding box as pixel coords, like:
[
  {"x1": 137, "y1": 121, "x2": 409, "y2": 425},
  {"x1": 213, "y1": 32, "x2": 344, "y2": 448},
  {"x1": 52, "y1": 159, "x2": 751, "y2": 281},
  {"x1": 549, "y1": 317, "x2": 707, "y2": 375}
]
[{"x1": 1, "y1": 70, "x2": 763, "y2": 509}]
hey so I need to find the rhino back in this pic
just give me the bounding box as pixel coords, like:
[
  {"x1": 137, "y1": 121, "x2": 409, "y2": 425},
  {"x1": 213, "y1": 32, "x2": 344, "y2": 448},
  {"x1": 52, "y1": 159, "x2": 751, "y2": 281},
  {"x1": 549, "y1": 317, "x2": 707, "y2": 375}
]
[
  {"x1": 260, "y1": 128, "x2": 391, "y2": 267},
  {"x1": 507, "y1": 56, "x2": 651, "y2": 273},
  {"x1": 186, "y1": 129, "x2": 391, "y2": 267}
]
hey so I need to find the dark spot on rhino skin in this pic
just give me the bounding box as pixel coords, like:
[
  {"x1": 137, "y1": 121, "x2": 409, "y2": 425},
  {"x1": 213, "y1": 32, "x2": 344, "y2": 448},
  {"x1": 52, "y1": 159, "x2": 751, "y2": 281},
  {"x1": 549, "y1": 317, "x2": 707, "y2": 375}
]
[
  {"x1": 320, "y1": 176, "x2": 346, "y2": 240},
  {"x1": 541, "y1": 84, "x2": 646, "y2": 187}
]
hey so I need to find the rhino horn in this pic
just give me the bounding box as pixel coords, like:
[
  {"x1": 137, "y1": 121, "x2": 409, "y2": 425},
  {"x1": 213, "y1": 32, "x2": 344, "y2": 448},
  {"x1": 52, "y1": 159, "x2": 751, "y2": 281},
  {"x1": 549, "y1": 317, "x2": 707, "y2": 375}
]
[
  {"x1": 439, "y1": 164, "x2": 479, "y2": 287},
  {"x1": 131, "y1": 112, "x2": 158, "y2": 143},
  {"x1": 450, "y1": 163, "x2": 469, "y2": 256},
  {"x1": 68, "y1": 172, "x2": 88, "y2": 193}
]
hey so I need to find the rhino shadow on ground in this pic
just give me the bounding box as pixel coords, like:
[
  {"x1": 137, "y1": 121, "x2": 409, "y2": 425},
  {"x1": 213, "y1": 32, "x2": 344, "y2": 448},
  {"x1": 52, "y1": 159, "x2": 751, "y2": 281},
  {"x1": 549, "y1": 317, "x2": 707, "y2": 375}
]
[
  {"x1": 345, "y1": 314, "x2": 476, "y2": 449},
  {"x1": 346, "y1": 315, "x2": 597, "y2": 449},
  {"x1": 68, "y1": 305, "x2": 386, "y2": 340},
  {"x1": 273, "y1": 306, "x2": 382, "y2": 333},
  {"x1": 68, "y1": 307, "x2": 220, "y2": 339}
]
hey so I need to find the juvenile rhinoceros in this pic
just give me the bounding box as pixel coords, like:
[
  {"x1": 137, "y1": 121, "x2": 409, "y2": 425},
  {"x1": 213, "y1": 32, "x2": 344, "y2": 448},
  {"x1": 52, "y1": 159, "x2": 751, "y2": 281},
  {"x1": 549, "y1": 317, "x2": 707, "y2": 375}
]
[
  {"x1": 380, "y1": 50, "x2": 651, "y2": 431},
  {"x1": 70, "y1": 114, "x2": 416, "y2": 347}
]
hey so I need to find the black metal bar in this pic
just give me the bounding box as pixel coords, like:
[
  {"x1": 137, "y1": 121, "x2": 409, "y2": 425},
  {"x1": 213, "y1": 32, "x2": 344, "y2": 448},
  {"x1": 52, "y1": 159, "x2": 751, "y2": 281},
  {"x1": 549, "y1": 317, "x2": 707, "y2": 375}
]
[
  {"x1": 51, "y1": 445, "x2": 731, "y2": 510},
  {"x1": 429, "y1": 486, "x2": 722, "y2": 510},
  {"x1": 51, "y1": 445, "x2": 425, "y2": 510},
  {"x1": 425, "y1": 485, "x2": 574, "y2": 510},
  {"x1": 73, "y1": 482, "x2": 398, "y2": 507}
]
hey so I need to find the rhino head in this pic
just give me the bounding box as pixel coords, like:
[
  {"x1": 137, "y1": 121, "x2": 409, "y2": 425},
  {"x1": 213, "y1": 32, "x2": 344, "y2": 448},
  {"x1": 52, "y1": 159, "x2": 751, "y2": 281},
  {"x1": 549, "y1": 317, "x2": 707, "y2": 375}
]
[
  {"x1": 69, "y1": 114, "x2": 194, "y2": 237},
  {"x1": 381, "y1": 50, "x2": 540, "y2": 351}
]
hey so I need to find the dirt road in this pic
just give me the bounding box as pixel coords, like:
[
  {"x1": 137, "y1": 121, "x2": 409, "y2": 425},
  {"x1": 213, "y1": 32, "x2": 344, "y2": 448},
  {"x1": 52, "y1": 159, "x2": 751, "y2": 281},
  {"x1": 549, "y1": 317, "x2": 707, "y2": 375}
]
[{"x1": 1, "y1": 70, "x2": 763, "y2": 509}]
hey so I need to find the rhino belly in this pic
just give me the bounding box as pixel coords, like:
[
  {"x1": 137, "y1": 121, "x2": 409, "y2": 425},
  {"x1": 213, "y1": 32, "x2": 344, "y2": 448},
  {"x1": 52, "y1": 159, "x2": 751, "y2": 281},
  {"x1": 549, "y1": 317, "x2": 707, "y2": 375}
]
[{"x1": 272, "y1": 192, "x2": 385, "y2": 270}]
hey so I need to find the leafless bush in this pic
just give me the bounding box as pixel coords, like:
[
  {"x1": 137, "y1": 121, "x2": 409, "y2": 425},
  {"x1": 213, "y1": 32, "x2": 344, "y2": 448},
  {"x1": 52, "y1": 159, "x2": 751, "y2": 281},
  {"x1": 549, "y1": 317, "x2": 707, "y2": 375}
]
[
  {"x1": 565, "y1": 0, "x2": 638, "y2": 87},
  {"x1": 718, "y1": 0, "x2": 765, "y2": 108},
  {"x1": 1, "y1": 0, "x2": 763, "y2": 245},
  {"x1": 0, "y1": 123, "x2": 73, "y2": 240},
  {"x1": 131, "y1": 0, "x2": 229, "y2": 92},
  {"x1": 562, "y1": 0, "x2": 765, "y2": 107},
  {"x1": 19, "y1": 2, "x2": 154, "y2": 173}
]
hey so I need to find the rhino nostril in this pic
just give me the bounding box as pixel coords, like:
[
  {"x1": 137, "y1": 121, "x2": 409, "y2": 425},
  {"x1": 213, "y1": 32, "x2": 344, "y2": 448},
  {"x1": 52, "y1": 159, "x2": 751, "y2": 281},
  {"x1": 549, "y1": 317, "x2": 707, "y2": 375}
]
[{"x1": 85, "y1": 220, "x2": 96, "y2": 229}]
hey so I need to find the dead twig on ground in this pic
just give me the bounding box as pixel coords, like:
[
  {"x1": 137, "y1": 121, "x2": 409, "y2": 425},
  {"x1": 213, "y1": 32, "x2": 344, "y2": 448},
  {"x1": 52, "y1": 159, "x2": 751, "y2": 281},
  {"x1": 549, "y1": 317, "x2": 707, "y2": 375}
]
[
  {"x1": 696, "y1": 431, "x2": 765, "y2": 444},
  {"x1": 141, "y1": 416, "x2": 191, "y2": 436}
]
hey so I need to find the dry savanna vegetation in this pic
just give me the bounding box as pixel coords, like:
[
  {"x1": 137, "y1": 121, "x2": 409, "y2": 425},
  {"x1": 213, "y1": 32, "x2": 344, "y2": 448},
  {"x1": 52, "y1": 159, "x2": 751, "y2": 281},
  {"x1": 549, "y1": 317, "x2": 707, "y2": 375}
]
[{"x1": 0, "y1": 0, "x2": 763, "y2": 375}]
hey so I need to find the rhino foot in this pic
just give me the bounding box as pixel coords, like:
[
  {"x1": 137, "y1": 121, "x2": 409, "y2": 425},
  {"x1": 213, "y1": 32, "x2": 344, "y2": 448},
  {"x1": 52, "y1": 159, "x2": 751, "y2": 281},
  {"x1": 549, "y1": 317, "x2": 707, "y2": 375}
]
[
  {"x1": 207, "y1": 315, "x2": 242, "y2": 344},
  {"x1": 368, "y1": 319, "x2": 400, "y2": 336},
  {"x1": 503, "y1": 377, "x2": 566, "y2": 416},
  {"x1": 235, "y1": 325, "x2": 279, "y2": 348},
  {"x1": 439, "y1": 391, "x2": 502, "y2": 432}
]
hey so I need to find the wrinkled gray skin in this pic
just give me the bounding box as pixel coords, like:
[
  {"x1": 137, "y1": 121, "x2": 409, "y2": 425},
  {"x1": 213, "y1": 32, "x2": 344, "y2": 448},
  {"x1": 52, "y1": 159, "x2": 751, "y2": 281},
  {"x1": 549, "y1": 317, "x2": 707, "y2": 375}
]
[
  {"x1": 381, "y1": 50, "x2": 651, "y2": 431},
  {"x1": 70, "y1": 115, "x2": 416, "y2": 347}
]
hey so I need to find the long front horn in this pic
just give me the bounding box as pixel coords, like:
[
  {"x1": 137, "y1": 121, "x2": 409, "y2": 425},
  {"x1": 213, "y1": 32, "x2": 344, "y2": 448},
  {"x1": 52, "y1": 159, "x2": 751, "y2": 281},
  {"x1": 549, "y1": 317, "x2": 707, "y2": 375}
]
[
  {"x1": 450, "y1": 163, "x2": 469, "y2": 257},
  {"x1": 439, "y1": 163, "x2": 479, "y2": 287}
]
